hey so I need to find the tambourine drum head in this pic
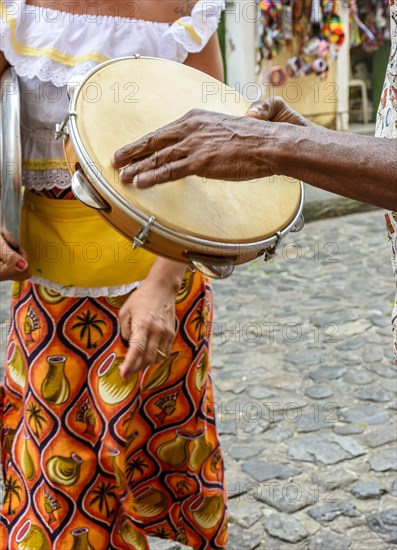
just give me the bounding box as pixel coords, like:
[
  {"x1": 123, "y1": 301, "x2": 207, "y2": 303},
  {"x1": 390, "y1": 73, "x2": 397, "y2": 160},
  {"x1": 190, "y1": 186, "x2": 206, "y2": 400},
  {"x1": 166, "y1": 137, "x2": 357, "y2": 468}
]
[{"x1": 74, "y1": 58, "x2": 301, "y2": 244}]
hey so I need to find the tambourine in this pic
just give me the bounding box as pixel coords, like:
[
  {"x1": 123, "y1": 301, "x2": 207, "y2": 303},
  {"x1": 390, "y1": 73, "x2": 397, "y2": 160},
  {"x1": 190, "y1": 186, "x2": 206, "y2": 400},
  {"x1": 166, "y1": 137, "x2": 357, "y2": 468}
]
[{"x1": 57, "y1": 56, "x2": 304, "y2": 278}]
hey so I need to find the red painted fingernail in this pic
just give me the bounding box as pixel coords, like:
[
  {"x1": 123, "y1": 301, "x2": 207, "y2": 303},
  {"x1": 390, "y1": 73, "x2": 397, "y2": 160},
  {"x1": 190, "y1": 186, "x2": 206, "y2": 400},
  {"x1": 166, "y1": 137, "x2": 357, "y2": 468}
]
[{"x1": 16, "y1": 259, "x2": 27, "y2": 270}]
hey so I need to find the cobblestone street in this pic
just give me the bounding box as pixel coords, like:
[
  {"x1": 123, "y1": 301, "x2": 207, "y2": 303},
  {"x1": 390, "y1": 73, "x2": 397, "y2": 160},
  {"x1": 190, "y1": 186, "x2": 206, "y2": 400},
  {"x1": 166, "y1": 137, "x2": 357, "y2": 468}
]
[{"x1": 1, "y1": 210, "x2": 396, "y2": 549}]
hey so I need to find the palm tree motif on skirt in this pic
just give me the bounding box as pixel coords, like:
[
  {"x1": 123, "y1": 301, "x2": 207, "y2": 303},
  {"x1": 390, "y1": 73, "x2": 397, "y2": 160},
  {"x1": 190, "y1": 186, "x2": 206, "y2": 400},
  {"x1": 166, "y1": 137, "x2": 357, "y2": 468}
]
[
  {"x1": 89, "y1": 482, "x2": 118, "y2": 519},
  {"x1": 191, "y1": 297, "x2": 211, "y2": 341},
  {"x1": 72, "y1": 309, "x2": 106, "y2": 350},
  {"x1": 149, "y1": 527, "x2": 172, "y2": 539},
  {"x1": 2, "y1": 427, "x2": 16, "y2": 471},
  {"x1": 3, "y1": 474, "x2": 22, "y2": 515},
  {"x1": 27, "y1": 402, "x2": 47, "y2": 438},
  {"x1": 126, "y1": 456, "x2": 149, "y2": 485}
]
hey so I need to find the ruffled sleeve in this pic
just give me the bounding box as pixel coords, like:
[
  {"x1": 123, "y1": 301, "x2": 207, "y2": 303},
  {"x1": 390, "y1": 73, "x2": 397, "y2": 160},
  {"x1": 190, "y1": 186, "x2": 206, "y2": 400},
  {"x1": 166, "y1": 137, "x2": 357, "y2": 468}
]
[
  {"x1": 160, "y1": 0, "x2": 225, "y2": 63},
  {"x1": 0, "y1": 0, "x2": 110, "y2": 85}
]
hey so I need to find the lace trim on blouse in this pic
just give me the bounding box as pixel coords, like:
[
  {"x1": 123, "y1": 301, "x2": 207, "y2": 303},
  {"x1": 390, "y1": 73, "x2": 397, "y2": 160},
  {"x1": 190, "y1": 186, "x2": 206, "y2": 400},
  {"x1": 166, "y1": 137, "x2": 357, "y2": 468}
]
[
  {"x1": 24, "y1": 169, "x2": 72, "y2": 191},
  {"x1": 30, "y1": 275, "x2": 142, "y2": 297}
]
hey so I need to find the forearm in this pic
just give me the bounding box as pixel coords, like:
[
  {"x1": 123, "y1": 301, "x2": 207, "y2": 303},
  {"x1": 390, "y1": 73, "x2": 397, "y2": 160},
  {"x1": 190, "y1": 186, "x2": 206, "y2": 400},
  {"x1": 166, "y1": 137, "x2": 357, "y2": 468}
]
[
  {"x1": 185, "y1": 33, "x2": 224, "y2": 81},
  {"x1": 273, "y1": 124, "x2": 397, "y2": 210},
  {"x1": 145, "y1": 257, "x2": 187, "y2": 294},
  {"x1": 144, "y1": 26, "x2": 222, "y2": 288}
]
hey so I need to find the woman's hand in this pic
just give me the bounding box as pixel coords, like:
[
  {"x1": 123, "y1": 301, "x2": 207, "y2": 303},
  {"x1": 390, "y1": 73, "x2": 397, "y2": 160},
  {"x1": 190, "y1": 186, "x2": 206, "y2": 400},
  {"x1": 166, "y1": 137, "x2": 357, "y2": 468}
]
[
  {"x1": 118, "y1": 260, "x2": 186, "y2": 377},
  {"x1": 0, "y1": 233, "x2": 31, "y2": 281}
]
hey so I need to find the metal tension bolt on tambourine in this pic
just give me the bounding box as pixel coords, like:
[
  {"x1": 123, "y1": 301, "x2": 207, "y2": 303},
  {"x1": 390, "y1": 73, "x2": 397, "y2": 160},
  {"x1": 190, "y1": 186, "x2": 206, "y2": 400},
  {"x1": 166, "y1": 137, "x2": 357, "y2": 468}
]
[
  {"x1": 0, "y1": 67, "x2": 23, "y2": 253},
  {"x1": 56, "y1": 56, "x2": 304, "y2": 279}
]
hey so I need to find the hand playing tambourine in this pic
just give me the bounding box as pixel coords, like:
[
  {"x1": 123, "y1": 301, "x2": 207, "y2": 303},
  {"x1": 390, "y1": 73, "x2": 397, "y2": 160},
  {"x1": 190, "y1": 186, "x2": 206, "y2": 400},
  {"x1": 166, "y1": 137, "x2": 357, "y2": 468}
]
[{"x1": 111, "y1": 98, "x2": 315, "y2": 188}]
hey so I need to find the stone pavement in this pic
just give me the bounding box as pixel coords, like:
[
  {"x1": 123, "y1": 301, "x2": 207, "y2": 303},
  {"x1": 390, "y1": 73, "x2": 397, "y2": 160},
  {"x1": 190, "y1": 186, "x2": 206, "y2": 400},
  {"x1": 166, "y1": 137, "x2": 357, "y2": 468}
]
[{"x1": 1, "y1": 210, "x2": 396, "y2": 549}]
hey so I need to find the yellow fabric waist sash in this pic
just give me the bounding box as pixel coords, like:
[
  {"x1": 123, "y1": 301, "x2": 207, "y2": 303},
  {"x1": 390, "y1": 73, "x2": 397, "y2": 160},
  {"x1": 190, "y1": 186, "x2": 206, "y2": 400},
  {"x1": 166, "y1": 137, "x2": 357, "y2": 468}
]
[{"x1": 21, "y1": 191, "x2": 156, "y2": 288}]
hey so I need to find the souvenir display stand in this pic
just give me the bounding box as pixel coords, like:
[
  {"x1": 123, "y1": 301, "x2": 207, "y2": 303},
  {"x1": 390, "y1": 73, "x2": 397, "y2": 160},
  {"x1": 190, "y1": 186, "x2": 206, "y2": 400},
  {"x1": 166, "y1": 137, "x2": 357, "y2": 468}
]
[{"x1": 256, "y1": 0, "x2": 391, "y2": 127}]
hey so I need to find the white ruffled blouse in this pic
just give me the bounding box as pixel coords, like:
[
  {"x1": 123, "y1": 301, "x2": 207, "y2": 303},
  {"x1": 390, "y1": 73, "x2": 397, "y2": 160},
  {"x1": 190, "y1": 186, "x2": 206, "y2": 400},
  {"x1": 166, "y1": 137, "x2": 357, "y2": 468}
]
[
  {"x1": 0, "y1": 0, "x2": 224, "y2": 188},
  {"x1": 1, "y1": 0, "x2": 224, "y2": 85},
  {"x1": 0, "y1": 0, "x2": 224, "y2": 295}
]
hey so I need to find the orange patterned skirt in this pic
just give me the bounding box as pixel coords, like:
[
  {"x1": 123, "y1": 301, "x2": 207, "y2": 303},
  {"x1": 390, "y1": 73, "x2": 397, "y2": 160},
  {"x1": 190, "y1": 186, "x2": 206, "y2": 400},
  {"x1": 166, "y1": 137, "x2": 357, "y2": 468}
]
[{"x1": 0, "y1": 270, "x2": 227, "y2": 549}]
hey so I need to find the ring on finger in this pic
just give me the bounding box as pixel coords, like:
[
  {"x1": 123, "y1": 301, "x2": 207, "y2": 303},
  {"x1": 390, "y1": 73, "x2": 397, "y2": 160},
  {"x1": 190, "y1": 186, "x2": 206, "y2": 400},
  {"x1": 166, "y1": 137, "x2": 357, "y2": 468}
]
[{"x1": 156, "y1": 348, "x2": 167, "y2": 359}]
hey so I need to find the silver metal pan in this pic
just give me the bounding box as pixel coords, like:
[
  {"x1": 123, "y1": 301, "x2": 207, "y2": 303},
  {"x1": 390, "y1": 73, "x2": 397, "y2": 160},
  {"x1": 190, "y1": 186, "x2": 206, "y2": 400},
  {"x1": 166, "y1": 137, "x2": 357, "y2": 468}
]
[{"x1": 0, "y1": 67, "x2": 23, "y2": 252}]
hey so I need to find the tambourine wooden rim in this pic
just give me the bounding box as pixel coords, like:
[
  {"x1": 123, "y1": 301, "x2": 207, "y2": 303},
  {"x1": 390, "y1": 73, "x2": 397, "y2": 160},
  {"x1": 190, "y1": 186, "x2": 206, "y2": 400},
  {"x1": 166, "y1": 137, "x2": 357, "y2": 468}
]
[{"x1": 63, "y1": 56, "x2": 304, "y2": 277}]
